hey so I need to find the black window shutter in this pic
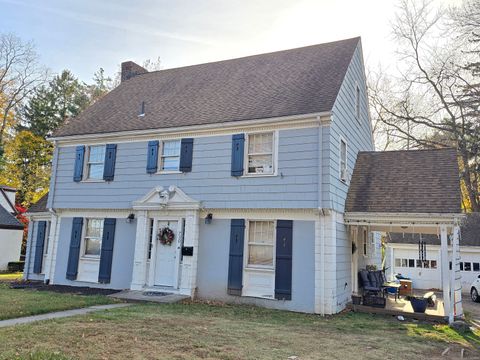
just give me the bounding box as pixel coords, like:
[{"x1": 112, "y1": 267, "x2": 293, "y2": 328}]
[
  {"x1": 231, "y1": 134, "x2": 245, "y2": 176},
  {"x1": 33, "y1": 221, "x2": 47, "y2": 274},
  {"x1": 179, "y1": 138, "x2": 194, "y2": 172},
  {"x1": 227, "y1": 219, "x2": 245, "y2": 296},
  {"x1": 98, "y1": 218, "x2": 116, "y2": 284},
  {"x1": 103, "y1": 144, "x2": 117, "y2": 181},
  {"x1": 146, "y1": 140, "x2": 159, "y2": 174},
  {"x1": 66, "y1": 217, "x2": 83, "y2": 280},
  {"x1": 73, "y1": 146, "x2": 85, "y2": 182},
  {"x1": 275, "y1": 220, "x2": 293, "y2": 300}
]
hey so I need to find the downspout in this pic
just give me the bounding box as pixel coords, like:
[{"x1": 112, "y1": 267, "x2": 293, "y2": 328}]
[{"x1": 317, "y1": 115, "x2": 325, "y2": 315}]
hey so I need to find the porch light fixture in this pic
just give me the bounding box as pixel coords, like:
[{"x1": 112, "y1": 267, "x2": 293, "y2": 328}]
[
  {"x1": 205, "y1": 213, "x2": 213, "y2": 225},
  {"x1": 126, "y1": 213, "x2": 135, "y2": 223}
]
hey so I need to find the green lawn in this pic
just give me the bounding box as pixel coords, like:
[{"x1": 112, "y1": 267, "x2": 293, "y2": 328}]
[
  {"x1": 0, "y1": 272, "x2": 23, "y2": 282},
  {"x1": 0, "y1": 283, "x2": 117, "y2": 320},
  {"x1": 0, "y1": 300, "x2": 479, "y2": 360}
]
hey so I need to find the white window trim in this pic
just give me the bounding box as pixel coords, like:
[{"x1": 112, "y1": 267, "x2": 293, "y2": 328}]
[
  {"x1": 82, "y1": 144, "x2": 106, "y2": 182},
  {"x1": 80, "y1": 218, "x2": 104, "y2": 260},
  {"x1": 355, "y1": 82, "x2": 361, "y2": 121},
  {"x1": 242, "y1": 130, "x2": 278, "y2": 177},
  {"x1": 339, "y1": 136, "x2": 348, "y2": 183},
  {"x1": 156, "y1": 139, "x2": 182, "y2": 174},
  {"x1": 243, "y1": 219, "x2": 277, "y2": 271}
]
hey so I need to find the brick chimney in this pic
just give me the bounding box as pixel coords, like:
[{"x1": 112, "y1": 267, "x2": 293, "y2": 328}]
[{"x1": 121, "y1": 61, "x2": 148, "y2": 82}]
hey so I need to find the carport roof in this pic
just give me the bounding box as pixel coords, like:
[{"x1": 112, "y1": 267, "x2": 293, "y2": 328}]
[{"x1": 345, "y1": 148, "x2": 461, "y2": 214}]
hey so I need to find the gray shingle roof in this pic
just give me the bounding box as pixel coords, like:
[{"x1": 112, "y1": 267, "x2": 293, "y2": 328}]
[
  {"x1": 346, "y1": 148, "x2": 461, "y2": 214},
  {"x1": 0, "y1": 204, "x2": 23, "y2": 230},
  {"x1": 28, "y1": 193, "x2": 49, "y2": 213},
  {"x1": 389, "y1": 213, "x2": 480, "y2": 246},
  {"x1": 54, "y1": 37, "x2": 361, "y2": 138}
]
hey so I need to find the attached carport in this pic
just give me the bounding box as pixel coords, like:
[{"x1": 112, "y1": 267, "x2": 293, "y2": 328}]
[{"x1": 344, "y1": 148, "x2": 464, "y2": 323}]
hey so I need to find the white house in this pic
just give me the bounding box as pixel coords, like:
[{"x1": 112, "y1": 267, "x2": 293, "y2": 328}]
[
  {"x1": 0, "y1": 185, "x2": 24, "y2": 271},
  {"x1": 386, "y1": 213, "x2": 480, "y2": 290}
]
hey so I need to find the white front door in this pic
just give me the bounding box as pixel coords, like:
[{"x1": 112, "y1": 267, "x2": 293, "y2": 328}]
[{"x1": 154, "y1": 220, "x2": 178, "y2": 287}]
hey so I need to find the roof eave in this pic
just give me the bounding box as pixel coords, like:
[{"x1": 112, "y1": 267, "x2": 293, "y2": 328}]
[
  {"x1": 344, "y1": 211, "x2": 465, "y2": 225},
  {"x1": 0, "y1": 224, "x2": 24, "y2": 230},
  {"x1": 49, "y1": 111, "x2": 332, "y2": 143}
]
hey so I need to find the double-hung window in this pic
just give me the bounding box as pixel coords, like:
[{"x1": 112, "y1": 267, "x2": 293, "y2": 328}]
[
  {"x1": 246, "y1": 132, "x2": 274, "y2": 175},
  {"x1": 83, "y1": 219, "x2": 104, "y2": 257},
  {"x1": 160, "y1": 140, "x2": 181, "y2": 172},
  {"x1": 86, "y1": 145, "x2": 105, "y2": 180},
  {"x1": 247, "y1": 221, "x2": 275, "y2": 268}
]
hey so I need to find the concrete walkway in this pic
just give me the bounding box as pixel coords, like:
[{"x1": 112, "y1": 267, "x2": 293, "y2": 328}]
[{"x1": 0, "y1": 303, "x2": 131, "y2": 328}]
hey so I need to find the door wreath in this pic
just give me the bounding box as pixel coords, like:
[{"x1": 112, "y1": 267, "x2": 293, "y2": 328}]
[{"x1": 157, "y1": 226, "x2": 175, "y2": 245}]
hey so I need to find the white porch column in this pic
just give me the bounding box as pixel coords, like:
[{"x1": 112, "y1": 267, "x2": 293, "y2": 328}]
[
  {"x1": 314, "y1": 211, "x2": 337, "y2": 315},
  {"x1": 130, "y1": 210, "x2": 149, "y2": 290},
  {"x1": 440, "y1": 225, "x2": 452, "y2": 323},
  {"x1": 179, "y1": 209, "x2": 200, "y2": 297},
  {"x1": 389, "y1": 245, "x2": 394, "y2": 281},
  {"x1": 452, "y1": 225, "x2": 463, "y2": 319}
]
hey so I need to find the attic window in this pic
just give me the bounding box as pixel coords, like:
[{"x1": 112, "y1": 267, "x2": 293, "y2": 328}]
[{"x1": 139, "y1": 101, "x2": 145, "y2": 117}]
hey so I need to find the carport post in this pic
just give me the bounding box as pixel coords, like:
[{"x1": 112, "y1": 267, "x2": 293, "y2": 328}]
[{"x1": 440, "y1": 225, "x2": 452, "y2": 323}]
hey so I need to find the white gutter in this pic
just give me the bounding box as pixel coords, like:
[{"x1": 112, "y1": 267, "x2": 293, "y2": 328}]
[{"x1": 344, "y1": 212, "x2": 465, "y2": 225}]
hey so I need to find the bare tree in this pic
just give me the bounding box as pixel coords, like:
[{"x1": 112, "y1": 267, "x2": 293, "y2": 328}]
[
  {"x1": 0, "y1": 33, "x2": 47, "y2": 148},
  {"x1": 369, "y1": 0, "x2": 480, "y2": 211}
]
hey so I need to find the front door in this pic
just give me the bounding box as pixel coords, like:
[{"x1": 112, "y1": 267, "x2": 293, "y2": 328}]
[{"x1": 154, "y1": 220, "x2": 178, "y2": 287}]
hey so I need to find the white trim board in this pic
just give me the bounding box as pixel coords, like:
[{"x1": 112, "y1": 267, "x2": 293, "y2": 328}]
[{"x1": 51, "y1": 113, "x2": 332, "y2": 147}]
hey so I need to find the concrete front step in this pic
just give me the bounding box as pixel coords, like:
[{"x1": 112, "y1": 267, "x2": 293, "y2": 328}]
[{"x1": 108, "y1": 290, "x2": 189, "y2": 304}]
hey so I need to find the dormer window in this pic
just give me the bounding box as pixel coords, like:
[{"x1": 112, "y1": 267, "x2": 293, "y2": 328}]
[{"x1": 139, "y1": 101, "x2": 145, "y2": 117}]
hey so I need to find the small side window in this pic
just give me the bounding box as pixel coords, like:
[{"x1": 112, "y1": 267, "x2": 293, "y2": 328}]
[
  {"x1": 355, "y1": 84, "x2": 360, "y2": 120},
  {"x1": 340, "y1": 139, "x2": 347, "y2": 182},
  {"x1": 473, "y1": 263, "x2": 479, "y2": 272}
]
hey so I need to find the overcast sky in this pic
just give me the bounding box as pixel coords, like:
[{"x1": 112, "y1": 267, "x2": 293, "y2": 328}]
[{"x1": 0, "y1": 0, "x2": 462, "y2": 82}]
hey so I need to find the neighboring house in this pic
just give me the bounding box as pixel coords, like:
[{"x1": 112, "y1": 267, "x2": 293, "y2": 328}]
[
  {"x1": 386, "y1": 213, "x2": 480, "y2": 290},
  {"x1": 0, "y1": 185, "x2": 24, "y2": 271},
  {"x1": 24, "y1": 36, "x2": 378, "y2": 314}
]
